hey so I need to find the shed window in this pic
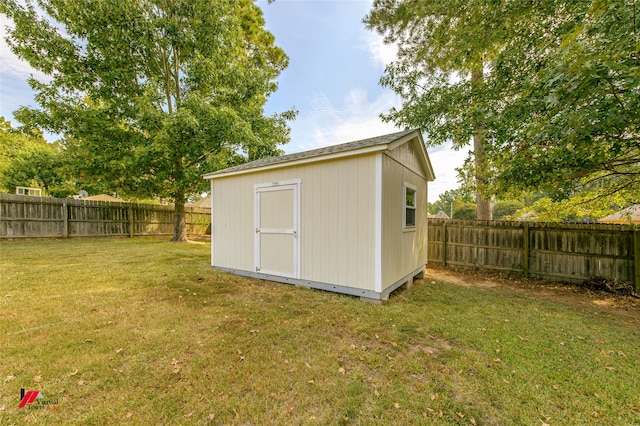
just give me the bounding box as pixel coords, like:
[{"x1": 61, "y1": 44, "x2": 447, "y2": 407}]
[{"x1": 404, "y1": 183, "x2": 416, "y2": 229}]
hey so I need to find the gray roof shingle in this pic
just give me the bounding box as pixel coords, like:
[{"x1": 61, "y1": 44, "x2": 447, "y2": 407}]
[{"x1": 205, "y1": 129, "x2": 416, "y2": 177}]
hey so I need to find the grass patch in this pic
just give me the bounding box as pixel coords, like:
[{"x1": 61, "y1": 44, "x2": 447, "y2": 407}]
[{"x1": 1, "y1": 238, "x2": 638, "y2": 424}]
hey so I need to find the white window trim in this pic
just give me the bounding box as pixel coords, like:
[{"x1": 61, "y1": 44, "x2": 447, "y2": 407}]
[{"x1": 403, "y1": 182, "x2": 417, "y2": 231}]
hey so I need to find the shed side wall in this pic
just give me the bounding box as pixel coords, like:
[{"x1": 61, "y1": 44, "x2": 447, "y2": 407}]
[
  {"x1": 211, "y1": 154, "x2": 377, "y2": 291},
  {"x1": 381, "y1": 152, "x2": 428, "y2": 289}
]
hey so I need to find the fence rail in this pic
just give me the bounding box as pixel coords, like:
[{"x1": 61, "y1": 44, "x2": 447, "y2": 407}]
[
  {"x1": 428, "y1": 219, "x2": 639, "y2": 290},
  {"x1": 0, "y1": 193, "x2": 210, "y2": 239}
]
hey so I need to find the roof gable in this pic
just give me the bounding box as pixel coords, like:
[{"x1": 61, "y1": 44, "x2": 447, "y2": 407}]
[
  {"x1": 204, "y1": 129, "x2": 434, "y2": 180},
  {"x1": 386, "y1": 133, "x2": 435, "y2": 180}
]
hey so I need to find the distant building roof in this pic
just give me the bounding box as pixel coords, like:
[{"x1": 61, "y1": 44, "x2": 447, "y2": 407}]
[
  {"x1": 599, "y1": 204, "x2": 640, "y2": 224},
  {"x1": 186, "y1": 197, "x2": 211, "y2": 208},
  {"x1": 428, "y1": 210, "x2": 450, "y2": 219},
  {"x1": 84, "y1": 194, "x2": 123, "y2": 202}
]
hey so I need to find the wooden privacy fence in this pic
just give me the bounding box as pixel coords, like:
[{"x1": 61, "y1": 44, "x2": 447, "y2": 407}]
[
  {"x1": 0, "y1": 193, "x2": 211, "y2": 239},
  {"x1": 428, "y1": 219, "x2": 640, "y2": 290}
]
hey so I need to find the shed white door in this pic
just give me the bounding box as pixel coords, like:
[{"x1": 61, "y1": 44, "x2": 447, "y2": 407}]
[{"x1": 255, "y1": 181, "x2": 300, "y2": 278}]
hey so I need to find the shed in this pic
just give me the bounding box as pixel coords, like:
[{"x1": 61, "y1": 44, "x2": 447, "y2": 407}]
[{"x1": 203, "y1": 129, "x2": 435, "y2": 301}]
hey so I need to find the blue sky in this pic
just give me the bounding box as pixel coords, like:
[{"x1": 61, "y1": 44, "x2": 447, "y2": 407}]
[{"x1": 0, "y1": 0, "x2": 467, "y2": 202}]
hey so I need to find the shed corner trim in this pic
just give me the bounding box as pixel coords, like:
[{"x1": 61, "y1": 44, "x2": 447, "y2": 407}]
[{"x1": 374, "y1": 153, "x2": 383, "y2": 293}]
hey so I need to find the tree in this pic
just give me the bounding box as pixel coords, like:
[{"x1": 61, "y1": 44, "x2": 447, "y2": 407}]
[
  {"x1": 1, "y1": 0, "x2": 295, "y2": 241},
  {"x1": 0, "y1": 118, "x2": 75, "y2": 196},
  {"x1": 513, "y1": 195, "x2": 629, "y2": 224},
  {"x1": 0, "y1": 118, "x2": 22, "y2": 182},
  {"x1": 428, "y1": 188, "x2": 473, "y2": 217},
  {"x1": 451, "y1": 200, "x2": 477, "y2": 220},
  {"x1": 492, "y1": 200, "x2": 522, "y2": 221},
  {"x1": 366, "y1": 1, "x2": 639, "y2": 217},
  {"x1": 364, "y1": 0, "x2": 524, "y2": 220},
  {"x1": 486, "y1": 0, "x2": 639, "y2": 204}
]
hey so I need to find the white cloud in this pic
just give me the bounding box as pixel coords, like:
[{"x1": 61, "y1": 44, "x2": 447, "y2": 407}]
[
  {"x1": 0, "y1": 16, "x2": 49, "y2": 82},
  {"x1": 344, "y1": 88, "x2": 367, "y2": 109},
  {"x1": 287, "y1": 89, "x2": 401, "y2": 151},
  {"x1": 307, "y1": 90, "x2": 341, "y2": 115},
  {"x1": 317, "y1": 114, "x2": 398, "y2": 148},
  {"x1": 361, "y1": 30, "x2": 398, "y2": 69},
  {"x1": 358, "y1": 0, "x2": 398, "y2": 69}
]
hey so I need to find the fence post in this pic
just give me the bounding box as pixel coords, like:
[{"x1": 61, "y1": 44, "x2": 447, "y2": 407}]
[
  {"x1": 523, "y1": 222, "x2": 530, "y2": 277},
  {"x1": 62, "y1": 200, "x2": 69, "y2": 238},
  {"x1": 443, "y1": 221, "x2": 448, "y2": 266},
  {"x1": 634, "y1": 230, "x2": 640, "y2": 291},
  {"x1": 129, "y1": 205, "x2": 134, "y2": 238}
]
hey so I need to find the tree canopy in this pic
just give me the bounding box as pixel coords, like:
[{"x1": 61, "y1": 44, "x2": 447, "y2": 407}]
[
  {"x1": 366, "y1": 0, "x2": 639, "y2": 213},
  {"x1": 1, "y1": 0, "x2": 295, "y2": 241},
  {"x1": 486, "y1": 0, "x2": 639, "y2": 203},
  {"x1": 0, "y1": 118, "x2": 74, "y2": 197}
]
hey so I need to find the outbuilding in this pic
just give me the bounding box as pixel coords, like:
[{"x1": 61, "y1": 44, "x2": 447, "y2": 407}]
[{"x1": 204, "y1": 129, "x2": 435, "y2": 301}]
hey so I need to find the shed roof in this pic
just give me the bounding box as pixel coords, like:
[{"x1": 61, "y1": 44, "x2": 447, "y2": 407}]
[{"x1": 204, "y1": 129, "x2": 434, "y2": 180}]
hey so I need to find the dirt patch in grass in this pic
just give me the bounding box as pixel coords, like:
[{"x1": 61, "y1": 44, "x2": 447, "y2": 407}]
[{"x1": 425, "y1": 265, "x2": 640, "y2": 323}]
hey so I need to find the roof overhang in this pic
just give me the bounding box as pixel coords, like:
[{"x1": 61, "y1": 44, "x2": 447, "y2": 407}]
[
  {"x1": 204, "y1": 129, "x2": 435, "y2": 181},
  {"x1": 204, "y1": 144, "x2": 389, "y2": 180}
]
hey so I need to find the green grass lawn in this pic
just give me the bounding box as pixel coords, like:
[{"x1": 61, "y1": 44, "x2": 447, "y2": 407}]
[{"x1": 1, "y1": 238, "x2": 638, "y2": 425}]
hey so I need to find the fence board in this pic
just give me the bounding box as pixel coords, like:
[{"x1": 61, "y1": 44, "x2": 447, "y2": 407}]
[
  {"x1": 428, "y1": 219, "x2": 638, "y2": 289},
  {"x1": 0, "y1": 193, "x2": 210, "y2": 239}
]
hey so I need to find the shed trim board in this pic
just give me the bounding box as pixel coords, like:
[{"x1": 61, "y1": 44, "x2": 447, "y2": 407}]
[
  {"x1": 385, "y1": 151, "x2": 427, "y2": 179},
  {"x1": 387, "y1": 132, "x2": 433, "y2": 180},
  {"x1": 210, "y1": 179, "x2": 215, "y2": 266},
  {"x1": 403, "y1": 181, "x2": 417, "y2": 230},
  {"x1": 206, "y1": 129, "x2": 434, "y2": 300},
  {"x1": 374, "y1": 154, "x2": 383, "y2": 293},
  {"x1": 214, "y1": 265, "x2": 426, "y2": 301}
]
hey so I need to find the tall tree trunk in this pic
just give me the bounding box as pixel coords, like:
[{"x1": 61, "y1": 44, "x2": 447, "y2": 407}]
[
  {"x1": 473, "y1": 131, "x2": 492, "y2": 220},
  {"x1": 472, "y1": 64, "x2": 493, "y2": 221},
  {"x1": 172, "y1": 156, "x2": 188, "y2": 242},
  {"x1": 172, "y1": 200, "x2": 188, "y2": 242}
]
